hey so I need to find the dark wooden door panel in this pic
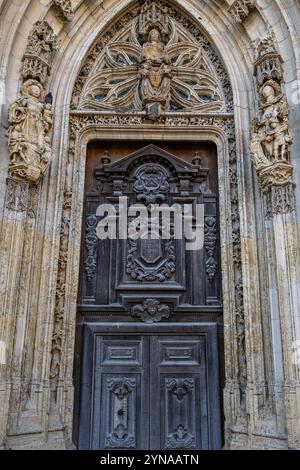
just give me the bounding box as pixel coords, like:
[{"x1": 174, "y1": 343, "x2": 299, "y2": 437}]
[
  {"x1": 91, "y1": 335, "x2": 149, "y2": 450},
  {"x1": 76, "y1": 142, "x2": 223, "y2": 450},
  {"x1": 78, "y1": 325, "x2": 221, "y2": 450}
]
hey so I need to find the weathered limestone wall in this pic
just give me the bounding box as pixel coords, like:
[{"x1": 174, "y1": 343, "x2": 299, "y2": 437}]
[{"x1": 0, "y1": 0, "x2": 299, "y2": 450}]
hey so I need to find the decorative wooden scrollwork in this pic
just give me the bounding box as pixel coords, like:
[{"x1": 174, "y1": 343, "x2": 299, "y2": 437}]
[{"x1": 131, "y1": 299, "x2": 171, "y2": 323}]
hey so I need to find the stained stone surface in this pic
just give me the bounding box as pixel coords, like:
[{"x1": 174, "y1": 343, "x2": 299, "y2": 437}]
[{"x1": 0, "y1": 0, "x2": 299, "y2": 450}]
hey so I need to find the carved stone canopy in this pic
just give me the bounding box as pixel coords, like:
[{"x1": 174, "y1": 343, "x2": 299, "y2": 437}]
[
  {"x1": 74, "y1": 0, "x2": 232, "y2": 115},
  {"x1": 254, "y1": 34, "x2": 283, "y2": 86},
  {"x1": 21, "y1": 21, "x2": 58, "y2": 85},
  {"x1": 228, "y1": 0, "x2": 255, "y2": 23},
  {"x1": 51, "y1": 0, "x2": 74, "y2": 22}
]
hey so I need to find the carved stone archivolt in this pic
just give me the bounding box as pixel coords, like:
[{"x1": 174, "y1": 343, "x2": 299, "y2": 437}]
[
  {"x1": 72, "y1": 0, "x2": 233, "y2": 117},
  {"x1": 251, "y1": 35, "x2": 295, "y2": 215},
  {"x1": 65, "y1": 0, "x2": 246, "y2": 428}
]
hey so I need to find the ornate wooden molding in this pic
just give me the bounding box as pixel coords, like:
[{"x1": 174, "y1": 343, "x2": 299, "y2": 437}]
[
  {"x1": 250, "y1": 35, "x2": 295, "y2": 215},
  {"x1": 228, "y1": 0, "x2": 255, "y2": 23},
  {"x1": 132, "y1": 299, "x2": 171, "y2": 323}
]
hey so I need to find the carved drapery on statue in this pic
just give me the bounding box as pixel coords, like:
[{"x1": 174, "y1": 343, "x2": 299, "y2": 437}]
[
  {"x1": 251, "y1": 35, "x2": 295, "y2": 215},
  {"x1": 5, "y1": 21, "x2": 57, "y2": 191},
  {"x1": 6, "y1": 80, "x2": 53, "y2": 182},
  {"x1": 74, "y1": 0, "x2": 232, "y2": 118}
]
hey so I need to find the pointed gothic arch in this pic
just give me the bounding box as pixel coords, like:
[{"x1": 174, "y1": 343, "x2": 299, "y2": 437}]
[{"x1": 0, "y1": 0, "x2": 300, "y2": 450}]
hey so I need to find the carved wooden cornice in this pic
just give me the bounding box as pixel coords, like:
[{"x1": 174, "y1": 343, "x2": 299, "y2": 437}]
[{"x1": 228, "y1": 0, "x2": 255, "y2": 23}]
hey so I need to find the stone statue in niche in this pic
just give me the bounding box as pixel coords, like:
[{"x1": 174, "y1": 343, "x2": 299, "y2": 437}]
[
  {"x1": 139, "y1": 28, "x2": 173, "y2": 119},
  {"x1": 250, "y1": 79, "x2": 293, "y2": 191},
  {"x1": 6, "y1": 79, "x2": 53, "y2": 183}
]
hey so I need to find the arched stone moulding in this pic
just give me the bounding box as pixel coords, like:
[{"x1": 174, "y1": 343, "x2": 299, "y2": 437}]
[
  {"x1": 0, "y1": 0, "x2": 300, "y2": 450},
  {"x1": 46, "y1": 0, "x2": 278, "y2": 449}
]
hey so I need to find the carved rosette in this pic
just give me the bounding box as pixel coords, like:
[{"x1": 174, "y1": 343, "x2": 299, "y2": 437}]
[{"x1": 251, "y1": 36, "x2": 295, "y2": 216}]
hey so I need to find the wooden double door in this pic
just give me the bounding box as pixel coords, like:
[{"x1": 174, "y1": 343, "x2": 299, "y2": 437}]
[{"x1": 75, "y1": 141, "x2": 223, "y2": 450}]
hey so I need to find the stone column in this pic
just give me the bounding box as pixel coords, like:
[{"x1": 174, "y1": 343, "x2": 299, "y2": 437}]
[
  {"x1": 0, "y1": 21, "x2": 58, "y2": 448},
  {"x1": 251, "y1": 34, "x2": 300, "y2": 449}
]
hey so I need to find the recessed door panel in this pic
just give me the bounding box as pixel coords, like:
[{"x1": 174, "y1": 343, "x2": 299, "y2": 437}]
[{"x1": 79, "y1": 326, "x2": 221, "y2": 450}]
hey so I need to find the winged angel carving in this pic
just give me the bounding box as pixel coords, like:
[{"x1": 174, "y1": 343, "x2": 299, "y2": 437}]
[{"x1": 79, "y1": 5, "x2": 227, "y2": 115}]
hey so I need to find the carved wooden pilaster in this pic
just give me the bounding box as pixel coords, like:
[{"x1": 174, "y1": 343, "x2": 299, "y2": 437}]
[{"x1": 228, "y1": 0, "x2": 255, "y2": 23}]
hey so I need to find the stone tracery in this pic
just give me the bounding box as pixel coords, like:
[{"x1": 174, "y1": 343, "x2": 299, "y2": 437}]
[{"x1": 73, "y1": 0, "x2": 232, "y2": 116}]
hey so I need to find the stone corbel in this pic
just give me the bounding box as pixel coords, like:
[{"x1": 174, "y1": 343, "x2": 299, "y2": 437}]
[
  {"x1": 51, "y1": 0, "x2": 74, "y2": 22},
  {"x1": 228, "y1": 0, "x2": 255, "y2": 23},
  {"x1": 250, "y1": 35, "x2": 295, "y2": 216}
]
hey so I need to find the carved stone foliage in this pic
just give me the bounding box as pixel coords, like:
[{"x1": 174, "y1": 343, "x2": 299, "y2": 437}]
[
  {"x1": 204, "y1": 216, "x2": 218, "y2": 282},
  {"x1": 73, "y1": 0, "x2": 233, "y2": 114},
  {"x1": 251, "y1": 36, "x2": 295, "y2": 215},
  {"x1": 228, "y1": 0, "x2": 255, "y2": 23},
  {"x1": 50, "y1": 190, "x2": 72, "y2": 383},
  {"x1": 5, "y1": 79, "x2": 53, "y2": 183},
  {"x1": 132, "y1": 299, "x2": 171, "y2": 323},
  {"x1": 21, "y1": 21, "x2": 58, "y2": 85},
  {"x1": 51, "y1": 0, "x2": 74, "y2": 22},
  {"x1": 229, "y1": 138, "x2": 247, "y2": 409}
]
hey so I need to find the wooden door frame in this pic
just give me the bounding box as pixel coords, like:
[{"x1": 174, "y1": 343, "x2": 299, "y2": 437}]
[{"x1": 63, "y1": 119, "x2": 245, "y2": 446}]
